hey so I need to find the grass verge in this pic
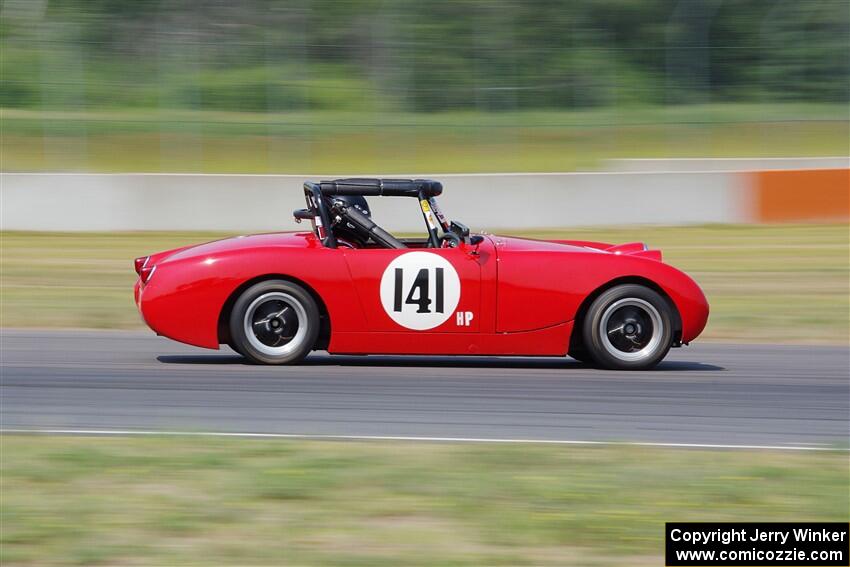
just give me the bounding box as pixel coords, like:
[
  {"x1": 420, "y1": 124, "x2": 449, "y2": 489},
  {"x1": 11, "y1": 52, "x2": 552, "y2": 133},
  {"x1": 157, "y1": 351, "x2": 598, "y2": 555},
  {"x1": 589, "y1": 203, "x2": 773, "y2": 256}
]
[
  {"x1": 2, "y1": 104, "x2": 848, "y2": 173},
  {"x1": 1, "y1": 224, "x2": 847, "y2": 343},
  {"x1": 1, "y1": 435, "x2": 848, "y2": 566}
]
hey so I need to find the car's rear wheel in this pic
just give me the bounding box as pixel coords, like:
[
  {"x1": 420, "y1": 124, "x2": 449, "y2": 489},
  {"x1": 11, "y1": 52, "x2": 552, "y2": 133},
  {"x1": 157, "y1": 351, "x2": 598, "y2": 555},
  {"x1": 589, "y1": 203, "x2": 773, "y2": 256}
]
[
  {"x1": 229, "y1": 280, "x2": 320, "y2": 365},
  {"x1": 581, "y1": 284, "x2": 674, "y2": 370}
]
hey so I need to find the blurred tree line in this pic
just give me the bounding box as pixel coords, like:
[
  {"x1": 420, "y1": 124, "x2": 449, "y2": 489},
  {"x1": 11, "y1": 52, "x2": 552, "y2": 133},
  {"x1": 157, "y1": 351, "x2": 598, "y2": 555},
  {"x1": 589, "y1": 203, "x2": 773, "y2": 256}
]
[{"x1": 1, "y1": 0, "x2": 847, "y2": 113}]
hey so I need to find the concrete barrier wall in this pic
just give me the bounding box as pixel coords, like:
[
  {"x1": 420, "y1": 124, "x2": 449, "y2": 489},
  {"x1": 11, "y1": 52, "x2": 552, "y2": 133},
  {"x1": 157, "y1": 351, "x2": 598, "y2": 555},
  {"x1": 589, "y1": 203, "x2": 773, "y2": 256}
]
[
  {"x1": 607, "y1": 157, "x2": 850, "y2": 172},
  {"x1": 1, "y1": 166, "x2": 846, "y2": 232},
  {"x1": 751, "y1": 168, "x2": 850, "y2": 222},
  {"x1": 606, "y1": 159, "x2": 850, "y2": 223},
  {"x1": 2, "y1": 172, "x2": 748, "y2": 232}
]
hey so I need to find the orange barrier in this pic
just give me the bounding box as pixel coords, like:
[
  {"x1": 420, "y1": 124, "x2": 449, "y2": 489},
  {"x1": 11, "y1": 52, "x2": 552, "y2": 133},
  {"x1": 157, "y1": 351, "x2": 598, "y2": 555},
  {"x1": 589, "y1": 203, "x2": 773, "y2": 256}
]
[{"x1": 753, "y1": 168, "x2": 849, "y2": 222}]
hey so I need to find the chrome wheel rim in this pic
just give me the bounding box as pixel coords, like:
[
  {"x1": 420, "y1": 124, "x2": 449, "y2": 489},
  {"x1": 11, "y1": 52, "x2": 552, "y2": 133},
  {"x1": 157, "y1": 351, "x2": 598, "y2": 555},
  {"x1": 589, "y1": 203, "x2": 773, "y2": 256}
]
[
  {"x1": 243, "y1": 292, "x2": 308, "y2": 357},
  {"x1": 599, "y1": 298, "x2": 663, "y2": 362}
]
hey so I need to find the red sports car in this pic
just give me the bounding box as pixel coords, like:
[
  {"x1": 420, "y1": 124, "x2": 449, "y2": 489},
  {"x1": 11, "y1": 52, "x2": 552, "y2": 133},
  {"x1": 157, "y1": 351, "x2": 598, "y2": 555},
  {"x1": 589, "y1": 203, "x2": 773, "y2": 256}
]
[{"x1": 134, "y1": 178, "x2": 708, "y2": 370}]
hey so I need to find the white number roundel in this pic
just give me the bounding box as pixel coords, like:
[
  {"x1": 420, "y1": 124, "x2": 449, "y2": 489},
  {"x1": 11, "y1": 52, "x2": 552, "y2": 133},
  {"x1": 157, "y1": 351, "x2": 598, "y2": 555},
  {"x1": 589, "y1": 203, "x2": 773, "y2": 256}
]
[{"x1": 379, "y1": 251, "x2": 461, "y2": 330}]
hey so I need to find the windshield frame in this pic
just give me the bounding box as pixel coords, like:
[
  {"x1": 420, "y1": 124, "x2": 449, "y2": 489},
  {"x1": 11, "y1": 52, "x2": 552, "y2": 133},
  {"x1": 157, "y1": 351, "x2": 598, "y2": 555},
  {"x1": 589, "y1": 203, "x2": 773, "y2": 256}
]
[{"x1": 418, "y1": 193, "x2": 449, "y2": 248}]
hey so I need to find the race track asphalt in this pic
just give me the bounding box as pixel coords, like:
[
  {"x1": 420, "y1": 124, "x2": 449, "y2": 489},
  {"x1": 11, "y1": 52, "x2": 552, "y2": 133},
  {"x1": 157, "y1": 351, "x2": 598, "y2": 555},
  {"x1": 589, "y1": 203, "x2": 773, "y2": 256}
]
[{"x1": 1, "y1": 329, "x2": 847, "y2": 449}]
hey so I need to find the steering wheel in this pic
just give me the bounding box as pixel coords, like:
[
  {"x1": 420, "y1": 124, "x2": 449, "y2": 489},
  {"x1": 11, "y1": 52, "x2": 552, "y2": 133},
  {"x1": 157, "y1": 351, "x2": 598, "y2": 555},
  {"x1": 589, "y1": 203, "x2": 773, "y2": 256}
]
[{"x1": 440, "y1": 232, "x2": 461, "y2": 248}]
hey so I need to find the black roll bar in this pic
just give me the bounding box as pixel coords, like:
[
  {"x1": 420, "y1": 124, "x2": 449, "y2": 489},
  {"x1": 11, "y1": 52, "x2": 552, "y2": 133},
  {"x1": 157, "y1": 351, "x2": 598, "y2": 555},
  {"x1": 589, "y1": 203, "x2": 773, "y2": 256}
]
[
  {"x1": 303, "y1": 182, "x2": 337, "y2": 248},
  {"x1": 318, "y1": 178, "x2": 442, "y2": 198}
]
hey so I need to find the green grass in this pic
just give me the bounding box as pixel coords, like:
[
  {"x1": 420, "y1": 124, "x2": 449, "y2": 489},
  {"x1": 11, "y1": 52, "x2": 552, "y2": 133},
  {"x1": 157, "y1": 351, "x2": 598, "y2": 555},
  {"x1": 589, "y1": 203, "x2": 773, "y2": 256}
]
[
  {"x1": 2, "y1": 104, "x2": 848, "y2": 173},
  {"x1": 2, "y1": 224, "x2": 847, "y2": 343},
  {"x1": 1, "y1": 435, "x2": 847, "y2": 566}
]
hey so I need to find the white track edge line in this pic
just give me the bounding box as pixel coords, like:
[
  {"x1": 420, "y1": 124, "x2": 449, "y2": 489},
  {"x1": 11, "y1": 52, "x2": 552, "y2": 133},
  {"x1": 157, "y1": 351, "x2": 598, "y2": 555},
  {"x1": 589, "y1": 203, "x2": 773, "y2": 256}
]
[{"x1": 0, "y1": 428, "x2": 843, "y2": 452}]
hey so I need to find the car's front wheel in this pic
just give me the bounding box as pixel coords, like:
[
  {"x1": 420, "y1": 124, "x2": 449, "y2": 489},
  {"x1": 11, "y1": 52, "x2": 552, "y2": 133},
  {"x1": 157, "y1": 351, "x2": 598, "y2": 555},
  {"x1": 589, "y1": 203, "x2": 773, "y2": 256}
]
[
  {"x1": 229, "y1": 280, "x2": 320, "y2": 365},
  {"x1": 581, "y1": 284, "x2": 674, "y2": 370}
]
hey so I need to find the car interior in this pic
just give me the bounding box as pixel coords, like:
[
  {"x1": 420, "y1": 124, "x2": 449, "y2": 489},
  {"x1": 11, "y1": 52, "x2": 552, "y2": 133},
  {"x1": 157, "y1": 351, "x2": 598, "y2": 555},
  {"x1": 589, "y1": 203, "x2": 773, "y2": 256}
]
[{"x1": 295, "y1": 178, "x2": 481, "y2": 251}]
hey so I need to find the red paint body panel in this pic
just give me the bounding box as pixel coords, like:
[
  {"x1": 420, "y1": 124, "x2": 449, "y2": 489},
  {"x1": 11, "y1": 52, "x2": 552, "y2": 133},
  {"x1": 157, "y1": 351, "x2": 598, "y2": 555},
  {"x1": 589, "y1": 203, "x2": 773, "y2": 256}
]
[
  {"x1": 331, "y1": 322, "x2": 573, "y2": 356},
  {"x1": 491, "y1": 235, "x2": 706, "y2": 341},
  {"x1": 138, "y1": 232, "x2": 362, "y2": 348},
  {"x1": 341, "y1": 243, "x2": 493, "y2": 333},
  {"x1": 136, "y1": 229, "x2": 709, "y2": 355}
]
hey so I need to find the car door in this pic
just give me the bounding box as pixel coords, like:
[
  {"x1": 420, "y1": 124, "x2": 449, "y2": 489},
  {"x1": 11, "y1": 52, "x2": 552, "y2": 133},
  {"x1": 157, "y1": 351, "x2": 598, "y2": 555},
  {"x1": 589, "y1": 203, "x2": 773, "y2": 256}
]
[{"x1": 343, "y1": 247, "x2": 482, "y2": 334}]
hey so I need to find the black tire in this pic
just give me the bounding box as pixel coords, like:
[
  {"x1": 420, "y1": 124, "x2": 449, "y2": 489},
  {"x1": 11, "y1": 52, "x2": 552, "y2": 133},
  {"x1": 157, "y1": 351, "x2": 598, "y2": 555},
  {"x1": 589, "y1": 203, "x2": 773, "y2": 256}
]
[
  {"x1": 568, "y1": 348, "x2": 592, "y2": 364},
  {"x1": 581, "y1": 284, "x2": 674, "y2": 370},
  {"x1": 226, "y1": 341, "x2": 245, "y2": 357},
  {"x1": 229, "y1": 280, "x2": 320, "y2": 365}
]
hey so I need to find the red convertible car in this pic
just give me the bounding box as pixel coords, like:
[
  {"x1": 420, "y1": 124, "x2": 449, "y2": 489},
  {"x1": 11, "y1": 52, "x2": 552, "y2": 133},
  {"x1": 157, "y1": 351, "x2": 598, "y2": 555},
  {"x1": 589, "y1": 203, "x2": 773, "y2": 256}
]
[{"x1": 134, "y1": 178, "x2": 708, "y2": 370}]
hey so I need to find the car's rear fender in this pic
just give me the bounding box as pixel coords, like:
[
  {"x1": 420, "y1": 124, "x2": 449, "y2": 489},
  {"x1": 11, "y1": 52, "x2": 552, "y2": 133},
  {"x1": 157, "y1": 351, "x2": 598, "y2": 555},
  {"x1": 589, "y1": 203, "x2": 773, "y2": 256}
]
[
  {"x1": 216, "y1": 273, "x2": 332, "y2": 350},
  {"x1": 139, "y1": 246, "x2": 357, "y2": 349}
]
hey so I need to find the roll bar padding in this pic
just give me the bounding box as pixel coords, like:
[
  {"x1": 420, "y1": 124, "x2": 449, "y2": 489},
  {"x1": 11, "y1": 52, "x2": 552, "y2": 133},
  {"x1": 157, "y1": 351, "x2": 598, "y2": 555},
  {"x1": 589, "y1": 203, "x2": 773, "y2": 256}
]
[{"x1": 319, "y1": 178, "x2": 442, "y2": 198}]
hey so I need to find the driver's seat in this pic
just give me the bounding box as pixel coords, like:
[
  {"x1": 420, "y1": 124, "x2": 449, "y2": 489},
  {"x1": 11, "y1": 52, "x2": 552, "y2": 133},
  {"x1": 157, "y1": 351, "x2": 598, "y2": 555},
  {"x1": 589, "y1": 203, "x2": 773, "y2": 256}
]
[{"x1": 331, "y1": 200, "x2": 406, "y2": 249}]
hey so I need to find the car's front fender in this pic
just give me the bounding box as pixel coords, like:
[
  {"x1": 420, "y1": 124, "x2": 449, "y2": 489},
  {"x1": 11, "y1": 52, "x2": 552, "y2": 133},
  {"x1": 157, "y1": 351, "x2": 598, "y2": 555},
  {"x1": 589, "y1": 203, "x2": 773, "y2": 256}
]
[{"x1": 495, "y1": 247, "x2": 708, "y2": 342}]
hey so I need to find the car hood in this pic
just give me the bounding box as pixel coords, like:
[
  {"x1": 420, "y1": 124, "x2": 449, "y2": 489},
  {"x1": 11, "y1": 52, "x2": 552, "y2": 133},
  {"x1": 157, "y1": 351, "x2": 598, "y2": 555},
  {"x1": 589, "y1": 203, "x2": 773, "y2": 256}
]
[{"x1": 487, "y1": 234, "x2": 663, "y2": 261}]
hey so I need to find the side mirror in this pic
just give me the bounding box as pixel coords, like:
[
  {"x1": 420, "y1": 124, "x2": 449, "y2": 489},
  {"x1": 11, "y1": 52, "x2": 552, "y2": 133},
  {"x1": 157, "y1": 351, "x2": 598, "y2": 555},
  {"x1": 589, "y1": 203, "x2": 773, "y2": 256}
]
[{"x1": 465, "y1": 234, "x2": 485, "y2": 256}]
